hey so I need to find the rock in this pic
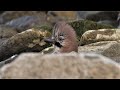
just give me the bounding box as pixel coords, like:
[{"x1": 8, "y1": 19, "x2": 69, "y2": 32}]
[
  {"x1": 78, "y1": 41, "x2": 120, "y2": 63},
  {"x1": 0, "y1": 11, "x2": 47, "y2": 24},
  {"x1": 77, "y1": 11, "x2": 118, "y2": 21},
  {"x1": 77, "y1": 11, "x2": 119, "y2": 28},
  {"x1": 77, "y1": 11, "x2": 101, "y2": 19},
  {"x1": 0, "y1": 39, "x2": 6, "y2": 43},
  {"x1": 97, "y1": 20, "x2": 118, "y2": 28},
  {"x1": 47, "y1": 11, "x2": 78, "y2": 23},
  {"x1": 0, "y1": 25, "x2": 18, "y2": 39},
  {"x1": 78, "y1": 26, "x2": 120, "y2": 63},
  {"x1": 0, "y1": 52, "x2": 120, "y2": 79},
  {"x1": 69, "y1": 20, "x2": 113, "y2": 42},
  {"x1": 5, "y1": 16, "x2": 43, "y2": 32},
  {"x1": 0, "y1": 28, "x2": 51, "y2": 61},
  {"x1": 86, "y1": 11, "x2": 118, "y2": 21},
  {"x1": 80, "y1": 29, "x2": 120, "y2": 45},
  {"x1": 41, "y1": 46, "x2": 54, "y2": 54},
  {"x1": 0, "y1": 55, "x2": 18, "y2": 68}
]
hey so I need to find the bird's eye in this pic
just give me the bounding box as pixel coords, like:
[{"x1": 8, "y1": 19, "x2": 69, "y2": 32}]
[
  {"x1": 59, "y1": 33, "x2": 64, "y2": 36},
  {"x1": 58, "y1": 32, "x2": 65, "y2": 41},
  {"x1": 59, "y1": 36, "x2": 64, "y2": 41}
]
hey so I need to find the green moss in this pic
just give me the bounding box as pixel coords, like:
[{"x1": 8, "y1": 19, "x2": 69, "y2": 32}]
[
  {"x1": 33, "y1": 25, "x2": 53, "y2": 33},
  {"x1": 32, "y1": 25, "x2": 53, "y2": 48},
  {"x1": 68, "y1": 20, "x2": 114, "y2": 41}
]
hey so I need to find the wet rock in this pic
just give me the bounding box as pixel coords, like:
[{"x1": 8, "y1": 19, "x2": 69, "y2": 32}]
[{"x1": 0, "y1": 52, "x2": 120, "y2": 79}]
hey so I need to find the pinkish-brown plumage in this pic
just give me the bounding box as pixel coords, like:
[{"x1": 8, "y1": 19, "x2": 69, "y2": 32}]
[{"x1": 44, "y1": 21, "x2": 78, "y2": 53}]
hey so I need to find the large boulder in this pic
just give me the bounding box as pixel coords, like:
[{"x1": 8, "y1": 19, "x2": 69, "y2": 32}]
[
  {"x1": 0, "y1": 28, "x2": 51, "y2": 62},
  {"x1": 0, "y1": 52, "x2": 120, "y2": 79}
]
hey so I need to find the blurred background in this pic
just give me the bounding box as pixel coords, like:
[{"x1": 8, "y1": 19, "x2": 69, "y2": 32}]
[{"x1": 0, "y1": 11, "x2": 119, "y2": 29}]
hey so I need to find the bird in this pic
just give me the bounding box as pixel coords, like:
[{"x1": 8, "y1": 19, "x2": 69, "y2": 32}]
[{"x1": 44, "y1": 21, "x2": 78, "y2": 53}]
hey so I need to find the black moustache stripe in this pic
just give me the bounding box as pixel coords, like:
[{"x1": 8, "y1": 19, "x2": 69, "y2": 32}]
[{"x1": 54, "y1": 41, "x2": 63, "y2": 48}]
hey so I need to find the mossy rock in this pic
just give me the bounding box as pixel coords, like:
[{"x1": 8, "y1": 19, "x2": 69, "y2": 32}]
[
  {"x1": 33, "y1": 24, "x2": 53, "y2": 33},
  {"x1": 32, "y1": 25, "x2": 53, "y2": 47},
  {"x1": 68, "y1": 20, "x2": 114, "y2": 41}
]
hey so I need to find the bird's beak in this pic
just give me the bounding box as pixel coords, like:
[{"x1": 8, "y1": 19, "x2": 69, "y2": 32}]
[
  {"x1": 44, "y1": 37, "x2": 63, "y2": 48},
  {"x1": 44, "y1": 38, "x2": 55, "y2": 44}
]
